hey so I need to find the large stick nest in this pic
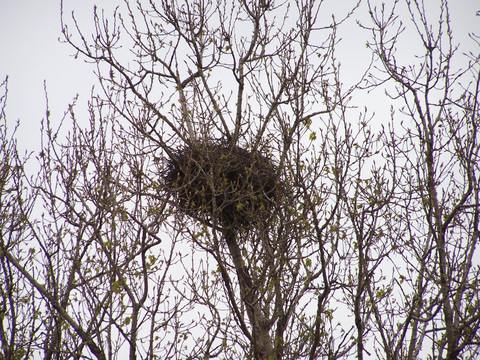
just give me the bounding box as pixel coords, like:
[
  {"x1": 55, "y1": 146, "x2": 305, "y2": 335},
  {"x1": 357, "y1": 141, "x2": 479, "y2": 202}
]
[{"x1": 164, "y1": 140, "x2": 280, "y2": 228}]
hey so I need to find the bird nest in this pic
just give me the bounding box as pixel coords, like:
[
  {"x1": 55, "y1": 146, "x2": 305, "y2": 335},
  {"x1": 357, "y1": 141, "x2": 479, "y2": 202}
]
[{"x1": 164, "y1": 140, "x2": 280, "y2": 228}]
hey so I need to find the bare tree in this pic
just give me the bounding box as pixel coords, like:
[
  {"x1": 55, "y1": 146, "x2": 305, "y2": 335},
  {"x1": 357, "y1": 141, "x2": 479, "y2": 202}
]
[
  {"x1": 349, "y1": 1, "x2": 480, "y2": 358},
  {"x1": 0, "y1": 0, "x2": 479, "y2": 359},
  {"x1": 0, "y1": 78, "x2": 44, "y2": 360}
]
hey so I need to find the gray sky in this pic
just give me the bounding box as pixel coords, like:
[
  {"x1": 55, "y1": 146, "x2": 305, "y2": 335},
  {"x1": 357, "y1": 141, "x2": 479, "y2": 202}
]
[
  {"x1": 0, "y1": 0, "x2": 97, "y2": 152},
  {"x1": 0, "y1": 0, "x2": 478, "y2": 153}
]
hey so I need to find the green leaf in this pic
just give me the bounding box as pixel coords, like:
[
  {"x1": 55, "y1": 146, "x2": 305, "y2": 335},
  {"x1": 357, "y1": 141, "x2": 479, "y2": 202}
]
[{"x1": 112, "y1": 280, "x2": 123, "y2": 294}]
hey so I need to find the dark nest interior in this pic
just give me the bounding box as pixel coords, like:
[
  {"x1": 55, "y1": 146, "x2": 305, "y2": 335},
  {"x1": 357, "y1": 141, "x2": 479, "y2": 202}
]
[{"x1": 164, "y1": 140, "x2": 281, "y2": 228}]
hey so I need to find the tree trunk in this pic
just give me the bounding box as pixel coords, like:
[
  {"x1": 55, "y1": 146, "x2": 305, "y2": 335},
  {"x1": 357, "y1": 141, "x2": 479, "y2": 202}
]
[{"x1": 224, "y1": 227, "x2": 273, "y2": 359}]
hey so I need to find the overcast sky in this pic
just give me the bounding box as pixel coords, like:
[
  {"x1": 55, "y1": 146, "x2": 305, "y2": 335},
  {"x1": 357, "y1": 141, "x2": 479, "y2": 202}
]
[
  {"x1": 0, "y1": 0, "x2": 478, "y2": 154},
  {"x1": 0, "y1": 0, "x2": 100, "y2": 152}
]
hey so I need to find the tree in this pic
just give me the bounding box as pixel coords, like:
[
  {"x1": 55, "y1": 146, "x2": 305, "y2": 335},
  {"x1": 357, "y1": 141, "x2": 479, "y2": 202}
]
[{"x1": 0, "y1": 0, "x2": 479, "y2": 359}]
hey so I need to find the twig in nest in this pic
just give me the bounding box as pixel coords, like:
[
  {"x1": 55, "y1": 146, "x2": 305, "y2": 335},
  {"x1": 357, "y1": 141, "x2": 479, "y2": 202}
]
[{"x1": 164, "y1": 140, "x2": 280, "y2": 228}]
